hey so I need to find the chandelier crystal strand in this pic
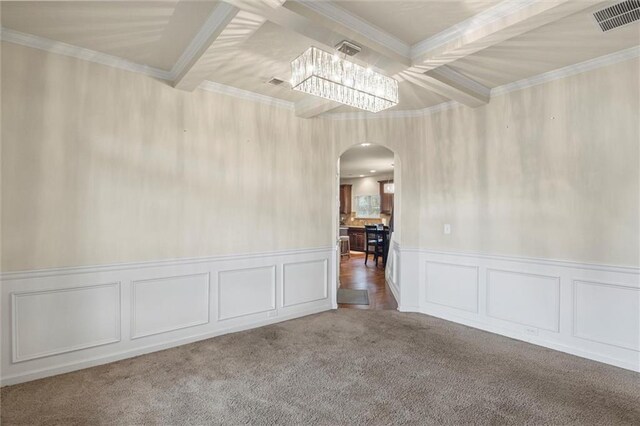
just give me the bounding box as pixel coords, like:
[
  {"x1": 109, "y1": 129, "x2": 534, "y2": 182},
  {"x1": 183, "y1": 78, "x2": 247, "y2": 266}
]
[{"x1": 291, "y1": 47, "x2": 398, "y2": 113}]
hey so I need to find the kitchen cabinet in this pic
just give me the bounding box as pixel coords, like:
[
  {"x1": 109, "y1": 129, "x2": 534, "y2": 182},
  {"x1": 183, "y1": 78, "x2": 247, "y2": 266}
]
[
  {"x1": 339, "y1": 184, "x2": 352, "y2": 214},
  {"x1": 347, "y1": 227, "x2": 365, "y2": 252},
  {"x1": 379, "y1": 180, "x2": 394, "y2": 215}
]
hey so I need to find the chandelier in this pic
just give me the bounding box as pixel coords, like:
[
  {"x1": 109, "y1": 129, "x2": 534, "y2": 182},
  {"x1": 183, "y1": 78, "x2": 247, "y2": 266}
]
[{"x1": 290, "y1": 46, "x2": 398, "y2": 113}]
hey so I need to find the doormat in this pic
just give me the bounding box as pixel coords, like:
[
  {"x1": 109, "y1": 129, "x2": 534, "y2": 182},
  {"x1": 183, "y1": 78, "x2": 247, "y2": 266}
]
[{"x1": 337, "y1": 289, "x2": 370, "y2": 305}]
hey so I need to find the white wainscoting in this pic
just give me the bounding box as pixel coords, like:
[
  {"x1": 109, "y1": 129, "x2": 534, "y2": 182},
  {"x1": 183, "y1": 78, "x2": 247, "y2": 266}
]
[
  {"x1": 486, "y1": 269, "x2": 560, "y2": 332},
  {"x1": 425, "y1": 261, "x2": 478, "y2": 313},
  {"x1": 282, "y1": 260, "x2": 328, "y2": 307},
  {"x1": 1, "y1": 247, "x2": 335, "y2": 385},
  {"x1": 12, "y1": 283, "x2": 121, "y2": 363},
  {"x1": 403, "y1": 248, "x2": 640, "y2": 372},
  {"x1": 386, "y1": 241, "x2": 400, "y2": 303},
  {"x1": 573, "y1": 280, "x2": 639, "y2": 351},
  {"x1": 132, "y1": 273, "x2": 210, "y2": 339},
  {"x1": 218, "y1": 267, "x2": 275, "y2": 321}
]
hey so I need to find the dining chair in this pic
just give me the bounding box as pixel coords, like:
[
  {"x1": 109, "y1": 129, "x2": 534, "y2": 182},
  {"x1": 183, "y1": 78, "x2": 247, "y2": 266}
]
[{"x1": 365, "y1": 225, "x2": 386, "y2": 266}]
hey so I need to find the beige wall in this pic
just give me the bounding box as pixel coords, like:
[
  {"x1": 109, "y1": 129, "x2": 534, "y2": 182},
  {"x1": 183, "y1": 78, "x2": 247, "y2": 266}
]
[
  {"x1": 1, "y1": 42, "x2": 335, "y2": 271},
  {"x1": 417, "y1": 57, "x2": 640, "y2": 266},
  {"x1": 332, "y1": 58, "x2": 639, "y2": 267},
  {"x1": 2, "y1": 42, "x2": 638, "y2": 271}
]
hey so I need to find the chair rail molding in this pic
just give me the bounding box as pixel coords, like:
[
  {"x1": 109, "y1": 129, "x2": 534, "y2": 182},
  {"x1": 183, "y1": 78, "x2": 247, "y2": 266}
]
[
  {"x1": 0, "y1": 247, "x2": 336, "y2": 386},
  {"x1": 2, "y1": 242, "x2": 637, "y2": 384},
  {"x1": 398, "y1": 247, "x2": 640, "y2": 372}
]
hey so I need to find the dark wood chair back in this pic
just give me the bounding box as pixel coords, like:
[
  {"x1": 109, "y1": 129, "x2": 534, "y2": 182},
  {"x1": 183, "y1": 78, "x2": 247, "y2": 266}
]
[
  {"x1": 364, "y1": 224, "x2": 389, "y2": 266},
  {"x1": 365, "y1": 225, "x2": 378, "y2": 241}
]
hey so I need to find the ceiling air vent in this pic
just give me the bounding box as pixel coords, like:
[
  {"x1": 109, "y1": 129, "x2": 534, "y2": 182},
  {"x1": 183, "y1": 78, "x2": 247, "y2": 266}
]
[
  {"x1": 335, "y1": 40, "x2": 361, "y2": 56},
  {"x1": 266, "y1": 77, "x2": 286, "y2": 86},
  {"x1": 593, "y1": 0, "x2": 639, "y2": 32}
]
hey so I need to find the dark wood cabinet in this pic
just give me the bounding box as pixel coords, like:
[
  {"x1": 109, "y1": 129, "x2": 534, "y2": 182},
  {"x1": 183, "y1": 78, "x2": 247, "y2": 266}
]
[
  {"x1": 347, "y1": 227, "x2": 365, "y2": 251},
  {"x1": 339, "y1": 184, "x2": 352, "y2": 214},
  {"x1": 379, "y1": 180, "x2": 394, "y2": 215}
]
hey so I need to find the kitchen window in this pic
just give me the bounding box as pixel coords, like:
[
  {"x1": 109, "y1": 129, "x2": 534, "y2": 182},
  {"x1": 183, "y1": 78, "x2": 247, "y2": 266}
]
[{"x1": 355, "y1": 195, "x2": 381, "y2": 218}]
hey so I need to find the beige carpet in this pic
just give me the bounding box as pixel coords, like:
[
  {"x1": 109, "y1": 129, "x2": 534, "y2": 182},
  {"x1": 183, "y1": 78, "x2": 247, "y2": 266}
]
[{"x1": 2, "y1": 310, "x2": 639, "y2": 425}]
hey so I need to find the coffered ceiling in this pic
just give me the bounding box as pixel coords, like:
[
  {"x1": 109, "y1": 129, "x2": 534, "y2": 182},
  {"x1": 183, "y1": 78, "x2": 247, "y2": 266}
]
[
  {"x1": 0, "y1": 1, "x2": 220, "y2": 70},
  {"x1": 200, "y1": 21, "x2": 311, "y2": 103},
  {"x1": 1, "y1": 0, "x2": 638, "y2": 117},
  {"x1": 200, "y1": 19, "x2": 451, "y2": 108},
  {"x1": 334, "y1": 1, "x2": 502, "y2": 44},
  {"x1": 447, "y1": 1, "x2": 640, "y2": 88}
]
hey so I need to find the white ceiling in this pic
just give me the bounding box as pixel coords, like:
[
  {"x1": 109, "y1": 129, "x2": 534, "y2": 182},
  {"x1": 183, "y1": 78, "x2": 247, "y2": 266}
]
[
  {"x1": 203, "y1": 21, "x2": 310, "y2": 102},
  {"x1": 335, "y1": 0, "x2": 502, "y2": 44},
  {"x1": 448, "y1": 2, "x2": 640, "y2": 88},
  {"x1": 202, "y1": 19, "x2": 452, "y2": 108},
  {"x1": 0, "y1": 1, "x2": 219, "y2": 71},
  {"x1": 1, "y1": 1, "x2": 638, "y2": 113},
  {"x1": 340, "y1": 145, "x2": 395, "y2": 177}
]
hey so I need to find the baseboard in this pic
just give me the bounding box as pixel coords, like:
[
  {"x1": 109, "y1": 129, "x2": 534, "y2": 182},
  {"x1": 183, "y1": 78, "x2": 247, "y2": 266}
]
[
  {"x1": 1, "y1": 247, "x2": 336, "y2": 386},
  {"x1": 387, "y1": 278, "x2": 400, "y2": 305},
  {"x1": 402, "y1": 248, "x2": 640, "y2": 372},
  {"x1": 420, "y1": 307, "x2": 639, "y2": 372},
  {"x1": 1, "y1": 303, "x2": 332, "y2": 386},
  {"x1": 397, "y1": 305, "x2": 420, "y2": 313},
  {"x1": 4, "y1": 244, "x2": 637, "y2": 385}
]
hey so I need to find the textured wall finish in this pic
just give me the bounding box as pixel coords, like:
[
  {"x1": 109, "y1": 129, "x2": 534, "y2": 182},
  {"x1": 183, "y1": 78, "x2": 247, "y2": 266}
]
[
  {"x1": 1, "y1": 42, "x2": 334, "y2": 271},
  {"x1": 2, "y1": 42, "x2": 639, "y2": 272},
  {"x1": 417, "y1": 58, "x2": 640, "y2": 266},
  {"x1": 1, "y1": 41, "x2": 639, "y2": 381},
  {"x1": 333, "y1": 58, "x2": 640, "y2": 267}
]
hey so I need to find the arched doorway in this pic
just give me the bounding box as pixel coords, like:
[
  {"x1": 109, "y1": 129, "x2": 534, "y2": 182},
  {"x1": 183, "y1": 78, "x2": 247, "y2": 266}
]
[{"x1": 333, "y1": 143, "x2": 400, "y2": 310}]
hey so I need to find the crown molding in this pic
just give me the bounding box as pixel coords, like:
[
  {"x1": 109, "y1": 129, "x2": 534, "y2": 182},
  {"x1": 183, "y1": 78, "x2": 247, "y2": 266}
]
[
  {"x1": 324, "y1": 101, "x2": 459, "y2": 121},
  {"x1": 198, "y1": 80, "x2": 295, "y2": 110},
  {"x1": 2, "y1": 1, "x2": 242, "y2": 85},
  {"x1": 294, "y1": 0, "x2": 411, "y2": 58},
  {"x1": 410, "y1": 0, "x2": 536, "y2": 60},
  {"x1": 491, "y1": 45, "x2": 640, "y2": 96},
  {"x1": 0, "y1": 26, "x2": 295, "y2": 111},
  {"x1": 325, "y1": 45, "x2": 640, "y2": 120},
  {"x1": 427, "y1": 65, "x2": 491, "y2": 98},
  {"x1": 3, "y1": 26, "x2": 637, "y2": 120},
  {"x1": 0, "y1": 27, "x2": 173, "y2": 81}
]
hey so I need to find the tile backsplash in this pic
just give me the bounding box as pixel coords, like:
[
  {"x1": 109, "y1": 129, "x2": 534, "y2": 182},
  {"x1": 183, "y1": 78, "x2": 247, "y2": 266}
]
[{"x1": 340, "y1": 213, "x2": 390, "y2": 227}]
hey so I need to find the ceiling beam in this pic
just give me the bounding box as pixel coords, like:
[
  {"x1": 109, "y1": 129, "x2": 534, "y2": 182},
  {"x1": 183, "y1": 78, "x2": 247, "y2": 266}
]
[
  {"x1": 223, "y1": 0, "x2": 342, "y2": 49},
  {"x1": 410, "y1": 0, "x2": 603, "y2": 71},
  {"x1": 399, "y1": 66, "x2": 490, "y2": 108},
  {"x1": 173, "y1": 3, "x2": 269, "y2": 91},
  {"x1": 173, "y1": 2, "x2": 238, "y2": 91},
  {"x1": 221, "y1": 0, "x2": 599, "y2": 117},
  {"x1": 284, "y1": 0, "x2": 411, "y2": 68},
  {"x1": 223, "y1": 0, "x2": 422, "y2": 117},
  {"x1": 224, "y1": 0, "x2": 407, "y2": 71},
  {"x1": 282, "y1": 0, "x2": 493, "y2": 110}
]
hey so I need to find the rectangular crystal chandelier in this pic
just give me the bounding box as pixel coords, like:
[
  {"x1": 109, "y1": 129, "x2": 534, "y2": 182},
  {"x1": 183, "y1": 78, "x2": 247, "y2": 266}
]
[{"x1": 290, "y1": 46, "x2": 398, "y2": 113}]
